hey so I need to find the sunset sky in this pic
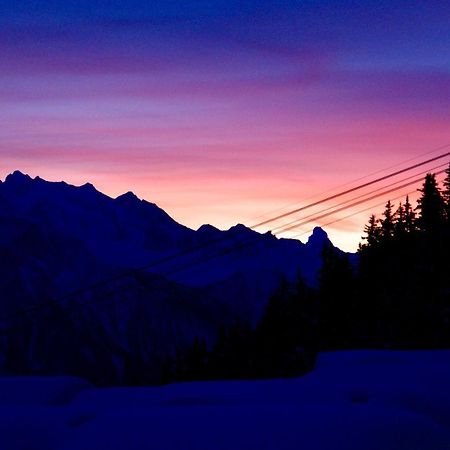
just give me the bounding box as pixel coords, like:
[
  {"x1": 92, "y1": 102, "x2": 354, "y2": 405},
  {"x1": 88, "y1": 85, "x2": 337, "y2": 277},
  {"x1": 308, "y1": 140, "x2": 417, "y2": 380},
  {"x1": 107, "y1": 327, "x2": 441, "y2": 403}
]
[{"x1": 1, "y1": 0, "x2": 449, "y2": 251}]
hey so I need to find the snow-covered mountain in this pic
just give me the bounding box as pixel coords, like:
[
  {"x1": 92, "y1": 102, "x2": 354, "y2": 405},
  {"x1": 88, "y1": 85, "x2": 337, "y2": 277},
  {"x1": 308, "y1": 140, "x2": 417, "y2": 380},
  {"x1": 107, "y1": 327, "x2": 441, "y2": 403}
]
[{"x1": 0, "y1": 171, "x2": 344, "y2": 383}]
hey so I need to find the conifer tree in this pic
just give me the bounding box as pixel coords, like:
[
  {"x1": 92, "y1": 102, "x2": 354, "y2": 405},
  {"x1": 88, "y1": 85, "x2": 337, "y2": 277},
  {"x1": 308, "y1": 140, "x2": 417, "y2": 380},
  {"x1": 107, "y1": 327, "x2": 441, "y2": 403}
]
[
  {"x1": 381, "y1": 200, "x2": 395, "y2": 239},
  {"x1": 404, "y1": 195, "x2": 416, "y2": 233},
  {"x1": 394, "y1": 202, "x2": 406, "y2": 236},
  {"x1": 416, "y1": 173, "x2": 445, "y2": 233},
  {"x1": 362, "y1": 214, "x2": 380, "y2": 247},
  {"x1": 443, "y1": 163, "x2": 450, "y2": 223}
]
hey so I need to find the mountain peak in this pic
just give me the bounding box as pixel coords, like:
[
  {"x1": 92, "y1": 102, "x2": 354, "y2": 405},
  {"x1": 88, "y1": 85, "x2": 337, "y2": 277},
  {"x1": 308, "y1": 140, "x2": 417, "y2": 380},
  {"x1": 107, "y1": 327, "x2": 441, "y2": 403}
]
[
  {"x1": 307, "y1": 227, "x2": 329, "y2": 247},
  {"x1": 5, "y1": 170, "x2": 33, "y2": 184},
  {"x1": 198, "y1": 224, "x2": 220, "y2": 234},
  {"x1": 116, "y1": 191, "x2": 140, "y2": 203},
  {"x1": 228, "y1": 223, "x2": 255, "y2": 235},
  {"x1": 80, "y1": 182, "x2": 96, "y2": 190}
]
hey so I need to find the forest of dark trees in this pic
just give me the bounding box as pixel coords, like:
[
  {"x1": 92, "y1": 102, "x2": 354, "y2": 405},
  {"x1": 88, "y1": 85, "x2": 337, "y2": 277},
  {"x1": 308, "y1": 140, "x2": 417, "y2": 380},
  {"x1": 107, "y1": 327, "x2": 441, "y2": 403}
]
[{"x1": 168, "y1": 165, "x2": 450, "y2": 384}]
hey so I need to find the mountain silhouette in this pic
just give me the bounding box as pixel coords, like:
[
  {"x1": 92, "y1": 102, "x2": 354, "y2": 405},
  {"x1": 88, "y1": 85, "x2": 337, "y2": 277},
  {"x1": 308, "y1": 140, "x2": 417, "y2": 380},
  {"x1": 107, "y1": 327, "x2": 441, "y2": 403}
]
[{"x1": 0, "y1": 171, "x2": 347, "y2": 383}]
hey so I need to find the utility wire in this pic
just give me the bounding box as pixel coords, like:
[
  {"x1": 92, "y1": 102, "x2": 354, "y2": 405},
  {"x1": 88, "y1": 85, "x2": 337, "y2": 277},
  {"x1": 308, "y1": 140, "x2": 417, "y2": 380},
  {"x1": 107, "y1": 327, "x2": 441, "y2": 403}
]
[
  {"x1": 0, "y1": 150, "x2": 449, "y2": 330},
  {"x1": 276, "y1": 169, "x2": 448, "y2": 234},
  {"x1": 291, "y1": 189, "x2": 418, "y2": 239},
  {"x1": 291, "y1": 169, "x2": 447, "y2": 239},
  {"x1": 112, "y1": 170, "x2": 448, "y2": 284},
  {"x1": 58, "y1": 159, "x2": 447, "y2": 304},
  {"x1": 251, "y1": 150, "x2": 450, "y2": 229},
  {"x1": 270, "y1": 162, "x2": 449, "y2": 234},
  {"x1": 248, "y1": 143, "x2": 450, "y2": 223}
]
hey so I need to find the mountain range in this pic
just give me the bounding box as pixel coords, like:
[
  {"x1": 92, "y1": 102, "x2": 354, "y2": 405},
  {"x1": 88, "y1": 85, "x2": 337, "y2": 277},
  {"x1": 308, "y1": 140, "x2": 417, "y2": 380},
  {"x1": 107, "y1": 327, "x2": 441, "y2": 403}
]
[{"x1": 0, "y1": 171, "x2": 346, "y2": 383}]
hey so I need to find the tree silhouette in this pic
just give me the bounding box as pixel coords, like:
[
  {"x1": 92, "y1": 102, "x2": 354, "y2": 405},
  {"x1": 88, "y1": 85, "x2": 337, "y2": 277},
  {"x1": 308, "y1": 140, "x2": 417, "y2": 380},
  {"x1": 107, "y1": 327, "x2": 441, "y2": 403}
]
[
  {"x1": 394, "y1": 202, "x2": 406, "y2": 236},
  {"x1": 361, "y1": 214, "x2": 380, "y2": 248},
  {"x1": 171, "y1": 275, "x2": 317, "y2": 382},
  {"x1": 404, "y1": 195, "x2": 416, "y2": 233},
  {"x1": 356, "y1": 172, "x2": 450, "y2": 348},
  {"x1": 443, "y1": 163, "x2": 450, "y2": 223},
  {"x1": 254, "y1": 276, "x2": 316, "y2": 376},
  {"x1": 381, "y1": 200, "x2": 395, "y2": 240},
  {"x1": 144, "y1": 171, "x2": 450, "y2": 383},
  {"x1": 416, "y1": 173, "x2": 445, "y2": 233},
  {"x1": 318, "y1": 243, "x2": 354, "y2": 348}
]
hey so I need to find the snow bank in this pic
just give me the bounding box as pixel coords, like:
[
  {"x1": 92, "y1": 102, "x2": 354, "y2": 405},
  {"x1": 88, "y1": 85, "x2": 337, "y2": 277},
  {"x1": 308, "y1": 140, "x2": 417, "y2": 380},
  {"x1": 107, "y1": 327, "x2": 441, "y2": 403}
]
[
  {"x1": 2, "y1": 351, "x2": 450, "y2": 450},
  {"x1": 0, "y1": 406, "x2": 71, "y2": 450},
  {"x1": 61, "y1": 404, "x2": 450, "y2": 450}
]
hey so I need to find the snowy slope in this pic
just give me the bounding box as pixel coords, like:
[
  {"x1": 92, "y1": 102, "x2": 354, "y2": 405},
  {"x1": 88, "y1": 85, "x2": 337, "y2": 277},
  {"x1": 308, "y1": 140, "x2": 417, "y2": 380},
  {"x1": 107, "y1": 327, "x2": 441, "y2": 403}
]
[{"x1": 1, "y1": 350, "x2": 449, "y2": 450}]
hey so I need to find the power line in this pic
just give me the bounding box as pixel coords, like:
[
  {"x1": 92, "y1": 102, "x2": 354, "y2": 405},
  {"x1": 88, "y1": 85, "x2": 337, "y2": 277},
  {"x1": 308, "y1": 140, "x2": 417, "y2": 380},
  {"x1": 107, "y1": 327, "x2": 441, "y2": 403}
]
[
  {"x1": 291, "y1": 170, "x2": 447, "y2": 239},
  {"x1": 247, "y1": 143, "x2": 450, "y2": 223},
  {"x1": 34, "y1": 151, "x2": 450, "y2": 303},
  {"x1": 51, "y1": 168, "x2": 446, "y2": 303},
  {"x1": 291, "y1": 189, "x2": 418, "y2": 239},
  {"x1": 62, "y1": 159, "x2": 448, "y2": 303},
  {"x1": 251, "y1": 150, "x2": 450, "y2": 229},
  {"x1": 276, "y1": 169, "x2": 448, "y2": 234},
  {"x1": 270, "y1": 162, "x2": 449, "y2": 234},
  {"x1": 47, "y1": 165, "x2": 445, "y2": 312},
  {"x1": 1, "y1": 148, "x2": 449, "y2": 330}
]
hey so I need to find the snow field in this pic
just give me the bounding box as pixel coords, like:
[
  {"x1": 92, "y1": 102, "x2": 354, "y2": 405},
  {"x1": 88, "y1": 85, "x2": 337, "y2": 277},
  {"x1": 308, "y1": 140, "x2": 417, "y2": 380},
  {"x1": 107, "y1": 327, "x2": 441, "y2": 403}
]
[{"x1": 2, "y1": 351, "x2": 450, "y2": 450}]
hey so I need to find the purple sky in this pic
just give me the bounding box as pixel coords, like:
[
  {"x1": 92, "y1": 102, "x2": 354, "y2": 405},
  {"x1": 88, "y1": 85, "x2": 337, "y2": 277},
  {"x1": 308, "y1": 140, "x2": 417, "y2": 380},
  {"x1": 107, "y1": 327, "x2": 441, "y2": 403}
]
[{"x1": 1, "y1": 1, "x2": 449, "y2": 250}]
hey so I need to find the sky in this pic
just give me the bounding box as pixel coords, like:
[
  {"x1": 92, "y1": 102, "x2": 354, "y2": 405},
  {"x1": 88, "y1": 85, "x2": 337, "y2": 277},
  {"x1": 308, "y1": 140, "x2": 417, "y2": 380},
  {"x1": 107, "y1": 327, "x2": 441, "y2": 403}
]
[{"x1": 1, "y1": 0, "x2": 449, "y2": 251}]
